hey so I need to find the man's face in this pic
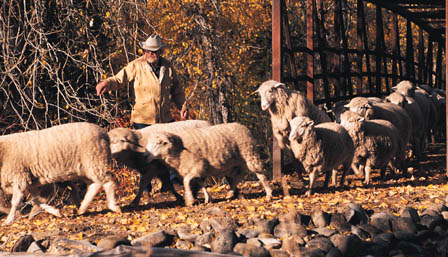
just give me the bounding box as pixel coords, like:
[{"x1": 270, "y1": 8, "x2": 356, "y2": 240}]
[{"x1": 145, "y1": 49, "x2": 161, "y2": 64}]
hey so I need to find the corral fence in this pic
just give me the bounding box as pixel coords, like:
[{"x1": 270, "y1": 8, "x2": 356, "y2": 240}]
[{"x1": 271, "y1": 0, "x2": 446, "y2": 180}]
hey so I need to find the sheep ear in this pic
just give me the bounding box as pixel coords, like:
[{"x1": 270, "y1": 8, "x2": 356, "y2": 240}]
[
  {"x1": 289, "y1": 131, "x2": 297, "y2": 141},
  {"x1": 306, "y1": 120, "x2": 314, "y2": 127},
  {"x1": 344, "y1": 103, "x2": 351, "y2": 108},
  {"x1": 273, "y1": 82, "x2": 286, "y2": 89}
]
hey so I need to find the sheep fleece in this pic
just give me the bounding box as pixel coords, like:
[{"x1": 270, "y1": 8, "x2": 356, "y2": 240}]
[{"x1": 0, "y1": 122, "x2": 113, "y2": 194}]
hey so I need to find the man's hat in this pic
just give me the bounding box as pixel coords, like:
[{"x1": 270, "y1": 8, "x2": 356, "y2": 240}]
[{"x1": 140, "y1": 34, "x2": 167, "y2": 51}]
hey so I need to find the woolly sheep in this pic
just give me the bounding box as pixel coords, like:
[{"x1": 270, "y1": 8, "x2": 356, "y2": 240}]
[
  {"x1": 344, "y1": 97, "x2": 412, "y2": 154},
  {"x1": 385, "y1": 92, "x2": 425, "y2": 158},
  {"x1": 0, "y1": 122, "x2": 120, "y2": 225},
  {"x1": 340, "y1": 111, "x2": 405, "y2": 184},
  {"x1": 108, "y1": 120, "x2": 212, "y2": 205},
  {"x1": 144, "y1": 122, "x2": 273, "y2": 206},
  {"x1": 288, "y1": 116, "x2": 354, "y2": 195},
  {"x1": 255, "y1": 80, "x2": 331, "y2": 150}
]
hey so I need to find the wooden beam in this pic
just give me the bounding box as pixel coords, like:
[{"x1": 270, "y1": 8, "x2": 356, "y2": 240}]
[
  {"x1": 272, "y1": 0, "x2": 283, "y2": 182},
  {"x1": 306, "y1": 0, "x2": 315, "y2": 102}
]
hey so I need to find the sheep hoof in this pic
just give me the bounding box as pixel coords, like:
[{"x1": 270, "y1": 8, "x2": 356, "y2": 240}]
[
  {"x1": 109, "y1": 205, "x2": 121, "y2": 213},
  {"x1": 282, "y1": 195, "x2": 291, "y2": 202},
  {"x1": 225, "y1": 191, "x2": 235, "y2": 200},
  {"x1": 3, "y1": 217, "x2": 14, "y2": 226}
]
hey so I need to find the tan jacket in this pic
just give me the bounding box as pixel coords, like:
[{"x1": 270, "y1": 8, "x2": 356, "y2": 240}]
[{"x1": 106, "y1": 56, "x2": 185, "y2": 124}]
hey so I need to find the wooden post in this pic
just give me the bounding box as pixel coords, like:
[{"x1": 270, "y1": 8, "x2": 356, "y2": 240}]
[
  {"x1": 426, "y1": 38, "x2": 433, "y2": 86},
  {"x1": 445, "y1": 0, "x2": 447, "y2": 177},
  {"x1": 391, "y1": 14, "x2": 399, "y2": 86},
  {"x1": 272, "y1": 0, "x2": 283, "y2": 182},
  {"x1": 405, "y1": 20, "x2": 414, "y2": 80},
  {"x1": 418, "y1": 29, "x2": 425, "y2": 84},
  {"x1": 306, "y1": 0, "x2": 315, "y2": 102},
  {"x1": 375, "y1": 6, "x2": 383, "y2": 94}
]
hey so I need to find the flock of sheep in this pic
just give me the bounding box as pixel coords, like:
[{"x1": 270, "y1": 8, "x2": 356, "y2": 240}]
[{"x1": 0, "y1": 79, "x2": 444, "y2": 225}]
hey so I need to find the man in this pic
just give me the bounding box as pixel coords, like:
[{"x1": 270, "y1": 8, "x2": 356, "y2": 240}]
[{"x1": 96, "y1": 34, "x2": 188, "y2": 129}]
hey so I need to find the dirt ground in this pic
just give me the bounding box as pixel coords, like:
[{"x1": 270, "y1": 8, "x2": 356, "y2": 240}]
[{"x1": 0, "y1": 142, "x2": 446, "y2": 251}]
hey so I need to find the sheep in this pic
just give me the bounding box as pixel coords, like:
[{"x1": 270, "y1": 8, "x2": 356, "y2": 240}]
[
  {"x1": 340, "y1": 111, "x2": 405, "y2": 184},
  {"x1": 144, "y1": 122, "x2": 273, "y2": 206},
  {"x1": 0, "y1": 122, "x2": 120, "y2": 225},
  {"x1": 344, "y1": 96, "x2": 412, "y2": 156},
  {"x1": 255, "y1": 80, "x2": 331, "y2": 150},
  {"x1": 288, "y1": 116, "x2": 354, "y2": 195},
  {"x1": 392, "y1": 81, "x2": 432, "y2": 145},
  {"x1": 108, "y1": 120, "x2": 212, "y2": 205},
  {"x1": 385, "y1": 92, "x2": 425, "y2": 158}
]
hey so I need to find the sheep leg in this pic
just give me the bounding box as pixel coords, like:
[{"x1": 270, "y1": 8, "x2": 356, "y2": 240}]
[
  {"x1": 331, "y1": 169, "x2": 338, "y2": 186},
  {"x1": 78, "y1": 182, "x2": 102, "y2": 215},
  {"x1": 281, "y1": 175, "x2": 290, "y2": 198},
  {"x1": 103, "y1": 181, "x2": 120, "y2": 213},
  {"x1": 306, "y1": 168, "x2": 318, "y2": 196},
  {"x1": 351, "y1": 163, "x2": 362, "y2": 175},
  {"x1": 131, "y1": 172, "x2": 151, "y2": 206},
  {"x1": 183, "y1": 174, "x2": 197, "y2": 206},
  {"x1": 202, "y1": 187, "x2": 211, "y2": 204},
  {"x1": 255, "y1": 173, "x2": 272, "y2": 201},
  {"x1": 4, "y1": 184, "x2": 24, "y2": 225},
  {"x1": 364, "y1": 165, "x2": 372, "y2": 185},
  {"x1": 28, "y1": 187, "x2": 61, "y2": 218},
  {"x1": 323, "y1": 171, "x2": 330, "y2": 188}
]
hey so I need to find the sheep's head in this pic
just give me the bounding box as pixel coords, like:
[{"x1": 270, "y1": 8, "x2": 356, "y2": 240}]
[
  {"x1": 289, "y1": 116, "x2": 314, "y2": 142},
  {"x1": 340, "y1": 111, "x2": 364, "y2": 131},
  {"x1": 255, "y1": 80, "x2": 286, "y2": 111},
  {"x1": 146, "y1": 132, "x2": 183, "y2": 160},
  {"x1": 385, "y1": 92, "x2": 406, "y2": 108},
  {"x1": 392, "y1": 80, "x2": 416, "y2": 98},
  {"x1": 108, "y1": 128, "x2": 146, "y2": 156},
  {"x1": 345, "y1": 97, "x2": 372, "y2": 119}
]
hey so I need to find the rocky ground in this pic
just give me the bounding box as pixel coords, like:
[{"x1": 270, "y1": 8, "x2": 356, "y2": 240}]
[{"x1": 0, "y1": 143, "x2": 446, "y2": 256}]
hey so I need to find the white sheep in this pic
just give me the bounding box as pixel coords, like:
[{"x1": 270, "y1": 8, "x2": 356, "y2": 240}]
[
  {"x1": 385, "y1": 92, "x2": 425, "y2": 158},
  {"x1": 0, "y1": 122, "x2": 120, "y2": 225},
  {"x1": 288, "y1": 116, "x2": 354, "y2": 195},
  {"x1": 340, "y1": 111, "x2": 405, "y2": 184},
  {"x1": 144, "y1": 122, "x2": 273, "y2": 206},
  {"x1": 108, "y1": 120, "x2": 212, "y2": 205},
  {"x1": 255, "y1": 80, "x2": 331, "y2": 150},
  {"x1": 344, "y1": 96, "x2": 412, "y2": 156}
]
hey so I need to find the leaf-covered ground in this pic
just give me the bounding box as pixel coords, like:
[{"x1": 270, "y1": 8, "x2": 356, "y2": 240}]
[{"x1": 0, "y1": 143, "x2": 446, "y2": 251}]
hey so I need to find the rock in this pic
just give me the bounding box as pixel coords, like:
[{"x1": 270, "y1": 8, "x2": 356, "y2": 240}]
[
  {"x1": 312, "y1": 227, "x2": 338, "y2": 237},
  {"x1": 237, "y1": 228, "x2": 259, "y2": 239},
  {"x1": 293, "y1": 247, "x2": 325, "y2": 257},
  {"x1": 427, "y1": 203, "x2": 447, "y2": 213},
  {"x1": 209, "y1": 217, "x2": 238, "y2": 232},
  {"x1": 400, "y1": 206, "x2": 420, "y2": 224},
  {"x1": 269, "y1": 249, "x2": 290, "y2": 257},
  {"x1": 26, "y1": 242, "x2": 44, "y2": 253},
  {"x1": 233, "y1": 243, "x2": 270, "y2": 257},
  {"x1": 357, "y1": 223, "x2": 381, "y2": 238},
  {"x1": 177, "y1": 225, "x2": 199, "y2": 242},
  {"x1": 281, "y1": 236, "x2": 305, "y2": 253},
  {"x1": 131, "y1": 230, "x2": 172, "y2": 247},
  {"x1": 393, "y1": 230, "x2": 418, "y2": 241},
  {"x1": 370, "y1": 212, "x2": 393, "y2": 232},
  {"x1": 391, "y1": 216, "x2": 418, "y2": 234},
  {"x1": 257, "y1": 237, "x2": 282, "y2": 250},
  {"x1": 210, "y1": 231, "x2": 238, "y2": 254},
  {"x1": 365, "y1": 242, "x2": 389, "y2": 256},
  {"x1": 396, "y1": 241, "x2": 424, "y2": 255},
  {"x1": 326, "y1": 247, "x2": 344, "y2": 257},
  {"x1": 195, "y1": 232, "x2": 214, "y2": 247},
  {"x1": 420, "y1": 215, "x2": 446, "y2": 230},
  {"x1": 191, "y1": 245, "x2": 209, "y2": 252},
  {"x1": 441, "y1": 211, "x2": 448, "y2": 220},
  {"x1": 175, "y1": 240, "x2": 192, "y2": 250},
  {"x1": 351, "y1": 225, "x2": 371, "y2": 240},
  {"x1": 343, "y1": 203, "x2": 368, "y2": 225},
  {"x1": 48, "y1": 238, "x2": 101, "y2": 254},
  {"x1": 246, "y1": 238, "x2": 263, "y2": 248},
  {"x1": 97, "y1": 235, "x2": 130, "y2": 250},
  {"x1": 330, "y1": 234, "x2": 364, "y2": 257},
  {"x1": 436, "y1": 238, "x2": 448, "y2": 256},
  {"x1": 11, "y1": 235, "x2": 35, "y2": 252},
  {"x1": 306, "y1": 236, "x2": 333, "y2": 253},
  {"x1": 255, "y1": 218, "x2": 279, "y2": 234},
  {"x1": 279, "y1": 210, "x2": 308, "y2": 225},
  {"x1": 372, "y1": 232, "x2": 395, "y2": 247},
  {"x1": 311, "y1": 210, "x2": 331, "y2": 228},
  {"x1": 273, "y1": 222, "x2": 307, "y2": 238},
  {"x1": 330, "y1": 213, "x2": 351, "y2": 233}
]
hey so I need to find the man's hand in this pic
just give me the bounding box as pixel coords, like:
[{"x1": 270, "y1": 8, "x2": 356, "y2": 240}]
[
  {"x1": 96, "y1": 81, "x2": 109, "y2": 96},
  {"x1": 180, "y1": 105, "x2": 189, "y2": 120}
]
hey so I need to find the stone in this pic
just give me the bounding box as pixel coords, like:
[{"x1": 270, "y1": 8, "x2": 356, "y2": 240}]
[
  {"x1": 391, "y1": 216, "x2": 418, "y2": 234},
  {"x1": 97, "y1": 235, "x2": 130, "y2": 250},
  {"x1": 351, "y1": 225, "x2": 371, "y2": 240},
  {"x1": 255, "y1": 218, "x2": 279, "y2": 234},
  {"x1": 210, "y1": 231, "x2": 238, "y2": 254},
  {"x1": 311, "y1": 210, "x2": 330, "y2": 228},
  {"x1": 257, "y1": 237, "x2": 282, "y2": 249},
  {"x1": 273, "y1": 222, "x2": 307, "y2": 238},
  {"x1": 400, "y1": 206, "x2": 420, "y2": 224},
  {"x1": 370, "y1": 212, "x2": 393, "y2": 232},
  {"x1": 246, "y1": 238, "x2": 263, "y2": 248},
  {"x1": 233, "y1": 243, "x2": 270, "y2": 257},
  {"x1": 237, "y1": 228, "x2": 259, "y2": 239},
  {"x1": 11, "y1": 235, "x2": 35, "y2": 252},
  {"x1": 396, "y1": 241, "x2": 423, "y2": 255},
  {"x1": 208, "y1": 217, "x2": 238, "y2": 232},
  {"x1": 48, "y1": 239, "x2": 101, "y2": 254},
  {"x1": 131, "y1": 230, "x2": 172, "y2": 247},
  {"x1": 195, "y1": 232, "x2": 214, "y2": 247},
  {"x1": 26, "y1": 242, "x2": 44, "y2": 253},
  {"x1": 312, "y1": 227, "x2": 338, "y2": 237},
  {"x1": 357, "y1": 223, "x2": 381, "y2": 238},
  {"x1": 175, "y1": 240, "x2": 192, "y2": 250},
  {"x1": 291, "y1": 247, "x2": 325, "y2": 257},
  {"x1": 326, "y1": 247, "x2": 344, "y2": 257},
  {"x1": 372, "y1": 232, "x2": 395, "y2": 247},
  {"x1": 330, "y1": 213, "x2": 351, "y2": 233},
  {"x1": 330, "y1": 234, "x2": 364, "y2": 257},
  {"x1": 307, "y1": 237, "x2": 333, "y2": 253},
  {"x1": 177, "y1": 225, "x2": 199, "y2": 242},
  {"x1": 365, "y1": 242, "x2": 389, "y2": 257},
  {"x1": 269, "y1": 249, "x2": 290, "y2": 257},
  {"x1": 343, "y1": 203, "x2": 368, "y2": 225},
  {"x1": 420, "y1": 215, "x2": 446, "y2": 230},
  {"x1": 281, "y1": 236, "x2": 305, "y2": 253}
]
